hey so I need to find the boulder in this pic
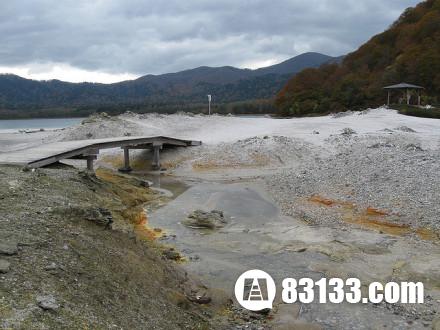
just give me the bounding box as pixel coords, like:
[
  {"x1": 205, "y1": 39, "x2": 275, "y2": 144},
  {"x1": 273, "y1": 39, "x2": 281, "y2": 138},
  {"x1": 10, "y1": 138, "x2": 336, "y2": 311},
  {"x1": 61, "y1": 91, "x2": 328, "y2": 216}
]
[
  {"x1": 182, "y1": 210, "x2": 227, "y2": 229},
  {"x1": 36, "y1": 295, "x2": 60, "y2": 312}
]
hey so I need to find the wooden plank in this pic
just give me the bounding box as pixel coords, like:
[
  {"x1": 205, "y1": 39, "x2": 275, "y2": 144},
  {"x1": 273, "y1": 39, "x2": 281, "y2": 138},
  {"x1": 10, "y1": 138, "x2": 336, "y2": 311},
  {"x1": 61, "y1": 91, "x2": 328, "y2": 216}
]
[{"x1": 0, "y1": 135, "x2": 202, "y2": 168}]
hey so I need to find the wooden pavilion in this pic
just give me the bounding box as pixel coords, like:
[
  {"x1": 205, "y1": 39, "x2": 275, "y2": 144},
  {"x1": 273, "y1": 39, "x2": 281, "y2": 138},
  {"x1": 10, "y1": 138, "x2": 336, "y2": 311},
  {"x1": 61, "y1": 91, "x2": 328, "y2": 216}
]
[{"x1": 384, "y1": 83, "x2": 424, "y2": 106}]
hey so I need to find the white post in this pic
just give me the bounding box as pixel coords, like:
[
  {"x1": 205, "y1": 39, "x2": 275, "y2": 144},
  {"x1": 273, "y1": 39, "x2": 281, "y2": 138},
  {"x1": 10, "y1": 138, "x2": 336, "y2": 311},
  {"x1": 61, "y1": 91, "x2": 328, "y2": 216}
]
[{"x1": 207, "y1": 94, "x2": 212, "y2": 115}]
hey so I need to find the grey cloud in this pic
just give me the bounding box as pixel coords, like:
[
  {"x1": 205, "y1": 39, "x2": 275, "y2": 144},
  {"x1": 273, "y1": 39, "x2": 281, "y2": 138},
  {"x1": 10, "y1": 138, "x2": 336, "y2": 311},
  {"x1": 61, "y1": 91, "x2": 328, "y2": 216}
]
[{"x1": 0, "y1": 0, "x2": 421, "y2": 75}]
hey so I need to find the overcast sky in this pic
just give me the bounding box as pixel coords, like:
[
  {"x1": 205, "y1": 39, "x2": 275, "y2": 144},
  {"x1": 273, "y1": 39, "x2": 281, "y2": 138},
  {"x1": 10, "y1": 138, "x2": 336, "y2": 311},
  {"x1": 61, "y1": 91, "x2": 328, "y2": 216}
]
[{"x1": 0, "y1": 0, "x2": 420, "y2": 83}]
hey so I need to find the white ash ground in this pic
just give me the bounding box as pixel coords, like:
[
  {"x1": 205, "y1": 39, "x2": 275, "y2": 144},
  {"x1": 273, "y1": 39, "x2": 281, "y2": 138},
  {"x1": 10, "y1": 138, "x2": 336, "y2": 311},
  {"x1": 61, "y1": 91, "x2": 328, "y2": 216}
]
[
  {"x1": 162, "y1": 135, "x2": 321, "y2": 172},
  {"x1": 49, "y1": 112, "x2": 148, "y2": 141},
  {"x1": 39, "y1": 109, "x2": 440, "y2": 233},
  {"x1": 49, "y1": 107, "x2": 440, "y2": 147}
]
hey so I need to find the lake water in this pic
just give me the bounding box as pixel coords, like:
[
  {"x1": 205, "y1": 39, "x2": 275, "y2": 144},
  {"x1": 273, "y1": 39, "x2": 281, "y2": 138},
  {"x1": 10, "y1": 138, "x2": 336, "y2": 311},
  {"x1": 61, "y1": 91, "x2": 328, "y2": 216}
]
[
  {"x1": 0, "y1": 114, "x2": 270, "y2": 133},
  {"x1": 0, "y1": 117, "x2": 84, "y2": 132}
]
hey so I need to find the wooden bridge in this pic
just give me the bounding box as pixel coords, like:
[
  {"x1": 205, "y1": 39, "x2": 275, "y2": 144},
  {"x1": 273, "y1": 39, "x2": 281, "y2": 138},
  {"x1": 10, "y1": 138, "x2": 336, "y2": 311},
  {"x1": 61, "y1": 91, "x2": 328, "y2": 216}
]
[{"x1": 0, "y1": 136, "x2": 201, "y2": 171}]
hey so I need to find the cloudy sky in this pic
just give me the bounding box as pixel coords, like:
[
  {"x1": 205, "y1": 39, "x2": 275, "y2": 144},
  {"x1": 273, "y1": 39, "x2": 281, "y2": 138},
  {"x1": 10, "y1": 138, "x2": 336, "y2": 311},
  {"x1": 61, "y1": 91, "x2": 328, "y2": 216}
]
[{"x1": 0, "y1": 0, "x2": 420, "y2": 83}]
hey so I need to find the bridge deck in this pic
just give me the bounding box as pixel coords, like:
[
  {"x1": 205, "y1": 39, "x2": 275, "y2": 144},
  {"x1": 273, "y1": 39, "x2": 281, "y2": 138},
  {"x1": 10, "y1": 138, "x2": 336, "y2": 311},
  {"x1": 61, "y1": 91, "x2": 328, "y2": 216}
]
[{"x1": 0, "y1": 135, "x2": 201, "y2": 170}]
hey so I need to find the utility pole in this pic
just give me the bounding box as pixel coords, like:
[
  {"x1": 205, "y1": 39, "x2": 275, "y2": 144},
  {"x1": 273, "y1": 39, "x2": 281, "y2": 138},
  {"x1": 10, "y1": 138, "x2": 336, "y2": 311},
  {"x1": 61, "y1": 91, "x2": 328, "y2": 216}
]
[{"x1": 207, "y1": 94, "x2": 212, "y2": 115}]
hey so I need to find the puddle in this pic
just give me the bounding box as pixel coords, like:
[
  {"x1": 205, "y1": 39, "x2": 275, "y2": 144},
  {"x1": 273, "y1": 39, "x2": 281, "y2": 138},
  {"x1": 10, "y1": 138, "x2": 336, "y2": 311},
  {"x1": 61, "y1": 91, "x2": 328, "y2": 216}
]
[{"x1": 133, "y1": 172, "x2": 189, "y2": 198}]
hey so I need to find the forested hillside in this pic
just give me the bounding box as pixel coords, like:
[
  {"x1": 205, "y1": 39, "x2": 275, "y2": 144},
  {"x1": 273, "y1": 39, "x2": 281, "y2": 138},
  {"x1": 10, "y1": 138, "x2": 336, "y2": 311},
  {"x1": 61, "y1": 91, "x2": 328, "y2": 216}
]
[
  {"x1": 0, "y1": 52, "x2": 339, "y2": 118},
  {"x1": 276, "y1": 0, "x2": 440, "y2": 116}
]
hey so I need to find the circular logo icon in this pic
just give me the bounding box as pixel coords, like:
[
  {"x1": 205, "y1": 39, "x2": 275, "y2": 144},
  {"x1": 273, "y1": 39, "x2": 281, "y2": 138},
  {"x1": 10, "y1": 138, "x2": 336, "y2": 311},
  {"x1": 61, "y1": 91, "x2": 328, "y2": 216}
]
[{"x1": 234, "y1": 269, "x2": 276, "y2": 311}]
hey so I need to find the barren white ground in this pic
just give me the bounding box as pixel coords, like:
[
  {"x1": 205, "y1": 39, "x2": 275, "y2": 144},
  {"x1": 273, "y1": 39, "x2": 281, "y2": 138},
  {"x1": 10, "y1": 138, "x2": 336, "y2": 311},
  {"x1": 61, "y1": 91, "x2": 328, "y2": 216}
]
[{"x1": 1, "y1": 108, "x2": 440, "y2": 329}]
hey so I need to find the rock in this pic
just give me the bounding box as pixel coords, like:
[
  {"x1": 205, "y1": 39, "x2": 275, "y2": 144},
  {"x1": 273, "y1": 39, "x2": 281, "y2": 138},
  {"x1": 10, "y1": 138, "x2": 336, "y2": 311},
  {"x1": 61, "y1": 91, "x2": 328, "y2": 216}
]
[
  {"x1": 36, "y1": 295, "x2": 60, "y2": 311},
  {"x1": 255, "y1": 308, "x2": 271, "y2": 315},
  {"x1": 22, "y1": 166, "x2": 31, "y2": 172},
  {"x1": 405, "y1": 144, "x2": 424, "y2": 151},
  {"x1": 0, "y1": 241, "x2": 18, "y2": 255},
  {"x1": 65, "y1": 207, "x2": 113, "y2": 228},
  {"x1": 138, "y1": 179, "x2": 153, "y2": 188},
  {"x1": 189, "y1": 255, "x2": 200, "y2": 262},
  {"x1": 187, "y1": 295, "x2": 212, "y2": 304},
  {"x1": 332, "y1": 111, "x2": 354, "y2": 118},
  {"x1": 313, "y1": 130, "x2": 320, "y2": 135},
  {"x1": 341, "y1": 128, "x2": 357, "y2": 135},
  {"x1": 44, "y1": 262, "x2": 58, "y2": 271},
  {"x1": 0, "y1": 259, "x2": 11, "y2": 273},
  {"x1": 395, "y1": 126, "x2": 416, "y2": 133},
  {"x1": 163, "y1": 248, "x2": 182, "y2": 261},
  {"x1": 182, "y1": 210, "x2": 227, "y2": 229}
]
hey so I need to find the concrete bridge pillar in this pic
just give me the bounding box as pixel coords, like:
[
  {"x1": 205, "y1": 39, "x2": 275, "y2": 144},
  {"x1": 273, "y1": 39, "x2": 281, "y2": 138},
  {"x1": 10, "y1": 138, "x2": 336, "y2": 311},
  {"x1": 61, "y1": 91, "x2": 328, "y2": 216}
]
[
  {"x1": 86, "y1": 156, "x2": 95, "y2": 171},
  {"x1": 152, "y1": 143, "x2": 162, "y2": 170},
  {"x1": 118, "y1": 147, "x2": 132, "y2": 173}
]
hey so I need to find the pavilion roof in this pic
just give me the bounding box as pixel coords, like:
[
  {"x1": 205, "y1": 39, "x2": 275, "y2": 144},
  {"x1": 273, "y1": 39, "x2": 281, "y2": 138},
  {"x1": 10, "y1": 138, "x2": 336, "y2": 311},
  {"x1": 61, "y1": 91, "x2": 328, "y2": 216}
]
[{"x1": 384, "y1": 83, "x2": 424, "y2": 89}]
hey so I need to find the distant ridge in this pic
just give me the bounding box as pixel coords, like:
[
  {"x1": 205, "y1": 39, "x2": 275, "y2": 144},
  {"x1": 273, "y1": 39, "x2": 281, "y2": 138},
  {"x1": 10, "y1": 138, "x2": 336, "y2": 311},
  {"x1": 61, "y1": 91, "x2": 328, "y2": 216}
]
[
  {"x1": 0, "y1": 52, "x2": 341, "y2": 117},
  {"x1": 255, "y1": 52, "x2": 341, "y2": 76}
]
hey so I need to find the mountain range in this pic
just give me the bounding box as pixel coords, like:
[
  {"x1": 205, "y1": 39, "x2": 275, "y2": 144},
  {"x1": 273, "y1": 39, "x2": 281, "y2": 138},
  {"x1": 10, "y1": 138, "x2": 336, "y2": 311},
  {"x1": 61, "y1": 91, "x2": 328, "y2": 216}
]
[{"x1": 0, "y1": 52, "x2": 342, "y2": 117}]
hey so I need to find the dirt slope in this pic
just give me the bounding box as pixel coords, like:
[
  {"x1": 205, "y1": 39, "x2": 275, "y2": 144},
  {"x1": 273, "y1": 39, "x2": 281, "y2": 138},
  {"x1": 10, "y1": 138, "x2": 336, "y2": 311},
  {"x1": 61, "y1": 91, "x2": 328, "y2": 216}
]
[{"x1": 0, "y1": 165, "x2": 211, "y2": 329}]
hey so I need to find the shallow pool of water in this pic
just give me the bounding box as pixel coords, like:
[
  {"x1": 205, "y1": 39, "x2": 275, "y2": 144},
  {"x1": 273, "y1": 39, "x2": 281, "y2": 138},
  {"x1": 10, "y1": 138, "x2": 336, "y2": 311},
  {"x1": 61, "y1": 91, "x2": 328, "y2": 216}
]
[{"x1": 148, "y1": 181, "x2": 327, "y2": 293}]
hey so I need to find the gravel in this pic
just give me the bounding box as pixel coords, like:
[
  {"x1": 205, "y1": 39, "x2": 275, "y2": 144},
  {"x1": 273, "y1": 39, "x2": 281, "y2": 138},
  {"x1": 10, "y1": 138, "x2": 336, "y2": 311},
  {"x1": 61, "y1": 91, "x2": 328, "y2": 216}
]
[
  {"x1": 0, "y1": 259, "x2": 11, "y2": 273},
  {"x1": 266, "y1": 133, "x2": 440, "y2": 231},
  {"x1": 0, "y1": 241, "x2": 18, "y2": 255}
]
